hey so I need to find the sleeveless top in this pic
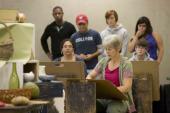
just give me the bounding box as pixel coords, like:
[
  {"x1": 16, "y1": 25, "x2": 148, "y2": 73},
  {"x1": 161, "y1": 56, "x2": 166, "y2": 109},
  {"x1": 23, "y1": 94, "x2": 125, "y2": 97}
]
[{"x1": 145, "y1": 34, "x2": 158, "y2": 60}]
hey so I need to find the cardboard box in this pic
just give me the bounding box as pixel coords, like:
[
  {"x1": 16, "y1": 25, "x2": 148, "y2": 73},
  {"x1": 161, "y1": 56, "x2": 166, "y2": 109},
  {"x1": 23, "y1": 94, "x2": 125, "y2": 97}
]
[{"x1": 0, "y1": 9, "x2": 18, "y2": 22}]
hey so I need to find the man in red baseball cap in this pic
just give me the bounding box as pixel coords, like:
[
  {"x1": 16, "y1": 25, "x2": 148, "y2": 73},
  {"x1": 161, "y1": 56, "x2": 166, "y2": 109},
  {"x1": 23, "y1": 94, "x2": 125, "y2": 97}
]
[
  {"x1": 71, "y1": 14, "x2": 102, "y2": 74},
  {"x1": 76, "y1": 14, "x2": 88, "y2": 24},
  {"x1": 76, "y1": 14, "x2": 89, "y2": 33}
]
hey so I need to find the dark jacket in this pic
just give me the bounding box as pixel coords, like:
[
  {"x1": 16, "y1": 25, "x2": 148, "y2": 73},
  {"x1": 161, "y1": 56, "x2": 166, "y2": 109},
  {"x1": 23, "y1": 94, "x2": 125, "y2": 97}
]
[{"x1": 41, "y1": 21, "x2": 76, "y2": 59}]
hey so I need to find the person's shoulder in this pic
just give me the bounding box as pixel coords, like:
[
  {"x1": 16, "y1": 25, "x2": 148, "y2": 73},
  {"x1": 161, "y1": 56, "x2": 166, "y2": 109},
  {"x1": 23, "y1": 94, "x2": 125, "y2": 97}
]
[
  {"x1": 43, "y1": 22, "x2": 55, "y2": 31},
  {"x1": 117, "y1": 24, "x2": 128, "y2": 32},
  {"x1": 64, "y1": 21, "x2": 75, "y2": 27},
  {"x1": 45, "y1": 21, "x2": 55, "y2": 28},
  {"x1": 128, "y1": 52, "x2": 136, "y2": 61},
  {"x1": 48, "y1": 21, "x2": 56, "y2": 26},
  {"x1": 88, "y1": 29, "x2": 99, "y2": 34},
  {"x1": 88, "y1": 29, "x2": 101, "y2": 37},
  {"x1": 123, "y1": 56, "x2": 131, "y2": 62},
  {"x1": 122, "y1": 56, "x2": 132, "y2": 66},
  {"x1": 71, "y1": 32, "x2": 79, "y2": 38},
  {"x1": 120, "y1": 26, "x2": 128, "y2": 33},
  {"x1": 98, "y1": 57, "x2": 109, "y2": 64},
  {"x1": 152, "y1": 32, "x2": 159, "y2": 36},
  {"x1": 100, "y1": 28, "x2": 108, "y2": 34},
  {"x1": 151, "y1": 32, "x2": 163, "y2": 44},
  {"x1": 100, "y1": 28, "x2": 110, "y2": 39},
  {"x1": 152, "y1": 32, "x2": 161, "y2": 39}
]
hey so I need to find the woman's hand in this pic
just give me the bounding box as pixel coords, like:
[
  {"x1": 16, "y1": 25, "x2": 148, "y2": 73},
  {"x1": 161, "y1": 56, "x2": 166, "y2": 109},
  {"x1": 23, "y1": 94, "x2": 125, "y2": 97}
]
[
  {"x1": 128, "y1": 30, "x2": 144, "y2": 52},
  {"x1": 86, "y1": 75, "x2": 92, "y2": 79},
  {"x1": 85, "y1": 54, "x2": 93, "y2": 61},
  {"x1": 80, "y1": 54, "x2": 87, "y2": 59},
  {"x1": 135, "y1": 30, "x2": 144, "y2": 38}
]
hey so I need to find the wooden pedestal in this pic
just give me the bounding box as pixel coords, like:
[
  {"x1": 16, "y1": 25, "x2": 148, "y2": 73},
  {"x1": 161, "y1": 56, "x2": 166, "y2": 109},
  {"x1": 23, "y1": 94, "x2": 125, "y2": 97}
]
[
  {"x1": 65, "y1": 80, "x2": 96, "y2": 113},
  {"x1": 133, "y1": 74, "x2": 152, "y2": 113}
]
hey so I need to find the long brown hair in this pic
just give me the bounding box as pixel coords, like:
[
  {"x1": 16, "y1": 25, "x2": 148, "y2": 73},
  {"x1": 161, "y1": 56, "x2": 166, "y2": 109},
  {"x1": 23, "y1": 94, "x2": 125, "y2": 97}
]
[{"x1": 135, "y1": 16, "x2": 153, "y2": 38}]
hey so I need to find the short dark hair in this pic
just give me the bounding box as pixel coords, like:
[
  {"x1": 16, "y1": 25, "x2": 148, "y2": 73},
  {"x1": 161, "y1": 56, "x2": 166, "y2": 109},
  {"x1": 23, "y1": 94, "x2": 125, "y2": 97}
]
[
  {"x1": 136, "y1": 38, "x2": 148, "y2": 48},
  {"x1": 135, "y1": 16, "x2": 153, "y2": 36},
  {"x1": 105, "y1": 10, "x2": 118, "y2": 23},
  {"x1": 53, "y1": 6, "x2": 63, "y2": 13},
  {"x1": 60, "y1": 39, "x2": 75, "y2": 52}
]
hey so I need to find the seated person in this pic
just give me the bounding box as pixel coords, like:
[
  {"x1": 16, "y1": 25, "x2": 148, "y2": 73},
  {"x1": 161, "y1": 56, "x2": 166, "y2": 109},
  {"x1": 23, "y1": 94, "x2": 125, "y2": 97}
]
[
  {"x1": 129, "y1": 38, "x2": 154, "y2": 113},
  {"x1": 54, "y1": 39, "x2": 87, "y2": 76},
  {"x1": 129, "y1": 38, "x2": 153, "y2": 61},
  {"x1": 86, "y1": 35, "x2": 135, "y2": 113}
]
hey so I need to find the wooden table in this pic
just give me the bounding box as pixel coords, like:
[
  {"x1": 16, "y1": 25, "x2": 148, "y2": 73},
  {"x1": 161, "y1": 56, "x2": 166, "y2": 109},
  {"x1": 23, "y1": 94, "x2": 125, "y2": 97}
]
[{"x1": 0, "y1": 100, "x2": 49, "y2": 113}]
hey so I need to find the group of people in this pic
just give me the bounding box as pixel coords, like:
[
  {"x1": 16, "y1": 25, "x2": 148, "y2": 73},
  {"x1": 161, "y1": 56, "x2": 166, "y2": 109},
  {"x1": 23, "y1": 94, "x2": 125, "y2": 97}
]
[{"x1": 41, "y1": 6, "x2": 164, "y2": 113}]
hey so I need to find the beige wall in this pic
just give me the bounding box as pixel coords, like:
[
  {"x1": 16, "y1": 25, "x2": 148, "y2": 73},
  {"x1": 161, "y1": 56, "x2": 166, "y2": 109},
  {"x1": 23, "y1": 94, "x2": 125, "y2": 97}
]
[{"x1": 0, "y1": 0, "x2": 170, "y2": 84}]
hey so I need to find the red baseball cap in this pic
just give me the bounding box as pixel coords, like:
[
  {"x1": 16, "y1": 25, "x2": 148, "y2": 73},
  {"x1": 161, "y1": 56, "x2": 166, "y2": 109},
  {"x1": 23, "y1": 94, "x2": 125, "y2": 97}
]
[{"x1": 76, "y1": 14, "x2": 88, "y2": 24}]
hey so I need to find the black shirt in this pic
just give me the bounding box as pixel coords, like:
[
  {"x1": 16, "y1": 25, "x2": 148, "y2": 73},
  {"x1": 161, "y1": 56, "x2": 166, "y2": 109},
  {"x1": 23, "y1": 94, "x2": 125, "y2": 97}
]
[{"x1": 41, "y1": 21, "x2": 76, "y2": 59}]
